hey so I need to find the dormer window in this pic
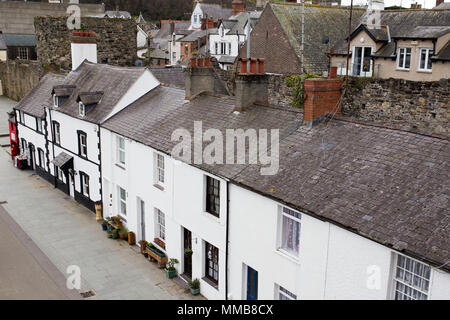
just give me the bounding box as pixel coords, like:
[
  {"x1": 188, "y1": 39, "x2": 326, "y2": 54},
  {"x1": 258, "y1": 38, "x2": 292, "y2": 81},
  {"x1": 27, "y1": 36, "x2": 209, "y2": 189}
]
[
  {"x1": 53, "y1": 94, "x2": 58, "y2": 107},
  {"x1": 79, "y1": 102, "x2": 85, "y2": 117}
]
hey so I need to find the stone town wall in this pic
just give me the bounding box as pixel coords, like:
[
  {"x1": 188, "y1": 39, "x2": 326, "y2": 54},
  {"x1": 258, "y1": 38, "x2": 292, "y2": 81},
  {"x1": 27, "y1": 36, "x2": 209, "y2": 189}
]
[
  {"x1": 342, "y1": 77, "x2": 449, "y2": 135},
  {"x1": 35, "y1": 17, "x2": 137, "y2": 72},
  {"x1": 0, "y1": 60, "x2": 40, "y2": 101}
]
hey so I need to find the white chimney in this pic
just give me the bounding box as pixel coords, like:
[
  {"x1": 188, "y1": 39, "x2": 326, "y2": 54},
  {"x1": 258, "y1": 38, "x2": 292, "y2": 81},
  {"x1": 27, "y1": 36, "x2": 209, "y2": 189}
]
[
  {"x1": 71, "y1": 30, "x2": 97, "y2": 71},
  {"x1": 368, "y1": 0, "x2": 385, "y2": 11}
]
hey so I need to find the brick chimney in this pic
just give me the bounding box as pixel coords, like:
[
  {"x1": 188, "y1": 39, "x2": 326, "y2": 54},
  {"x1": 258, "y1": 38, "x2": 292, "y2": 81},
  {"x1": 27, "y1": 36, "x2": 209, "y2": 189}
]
[
  {"x1": 436, "y1": 0, "x2": 444, "y2": 7},
  {"x1": 232, "y1": 0, "x2": 246, "y2": 15},
  {"x1": 303, "y1": 66, "x2": 343, "y2": 127},
  {"x1": 234, "y1": 58, "x2": 268, "y2": 112},
  {"x1": 71, "y1": 30, "x2": 97, "y2": 71}
]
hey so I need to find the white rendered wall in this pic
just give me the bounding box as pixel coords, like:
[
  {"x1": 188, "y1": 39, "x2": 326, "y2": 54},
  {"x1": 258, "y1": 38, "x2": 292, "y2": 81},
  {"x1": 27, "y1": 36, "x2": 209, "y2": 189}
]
[
  {"x1": 189, "y1": 3, "x2": 203, "y2": 30},
  {"x1": 71, "y1": 43, "x2": 97, "y2": 71},
  {"x1": 16, "y1": 112, "x2": 47, "y2": 169},
  {"x1": 228, "y1": 185, "x2": 450, "y2": 300},
  {"x1": 100, "y1": 127, "x2": 227, "y2": 300}
]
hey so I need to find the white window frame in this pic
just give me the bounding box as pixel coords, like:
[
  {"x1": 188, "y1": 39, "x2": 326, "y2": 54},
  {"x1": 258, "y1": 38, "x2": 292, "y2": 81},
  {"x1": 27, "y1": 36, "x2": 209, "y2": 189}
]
[
  {"x1": 38, "y1": 148, "x2": 45, "y2": 168},
  {"x1": 154, "y1": 153, "x2": 165, "y2": 185},
  {"x1": 53, "y1": 95, "x2": 59, "y2": 108},
  {"x1": 155, "y1": 208, "x2": 165, "y2": 242},
  {"x1": 276, "y1": 284, "x2": 297, "y2": 300},
  {"x1": 118, "y1": 186, "x2": 127, "y2": 216},
  {"x1": 117, "y1": 136, "x2": 126, "y2": 166},
  {"x1": 392, "y1": 253, "x2": 432, "y2": 300},
  {"x1": 37, "y1": 119, "x2": 43, "y2": 133},
  {"x1": 18, "y1": 47, "x2": 28, "y2": 60},
  {"x1": 277, "y1": 206, "x2": 302, "y2": 259},
  {"x1": 79, "y1": 132, "x2": 87, "y2": 157},
  {"x1": 53, "y1": 122, "x2": 60, "y2": 145},
  {"x1": 79, "y1": 101, "x2": 85, "y2": 117},
  {"x1": 81, "y1": 172, "x2": 89, "y2": 197},
  {"x1": 397, "y1": 47, "x2": 412, "y2": 70},
  {"x1": 418, "y1": 48, "x2": 433, "y2": 72},
  {"x1": 57, "y1": 167, "x2": 64, "y2": 182}
]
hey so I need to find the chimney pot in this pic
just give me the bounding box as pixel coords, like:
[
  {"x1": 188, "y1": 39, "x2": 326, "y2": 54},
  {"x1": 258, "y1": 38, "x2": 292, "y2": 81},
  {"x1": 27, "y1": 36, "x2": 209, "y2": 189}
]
[
  {"x1": 239, "y1": 58, "x2": 249, "y2": 74},
  {"x1": 329, "y1": 66, "x2": 337, "y2": 79},
  {"x1": 249, "y1": 58, "x2": 257, "y2": 74},
  {"x1": 257, "y1": 58, "x2": 265, "y2": 74}
]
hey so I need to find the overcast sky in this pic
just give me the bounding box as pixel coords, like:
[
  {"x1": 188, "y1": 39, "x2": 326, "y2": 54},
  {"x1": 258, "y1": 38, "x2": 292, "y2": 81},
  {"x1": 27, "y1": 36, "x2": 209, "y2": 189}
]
[{"x1": 340, "y1": 0, "x2": 441, "y2": 9}]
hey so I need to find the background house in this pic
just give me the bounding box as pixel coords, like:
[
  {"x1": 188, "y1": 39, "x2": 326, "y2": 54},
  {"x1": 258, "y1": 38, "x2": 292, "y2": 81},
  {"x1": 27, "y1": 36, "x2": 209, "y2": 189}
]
[
  {"x1": 330, "y1": 9, "x2": 450, "y2": 81},
  {"x1": 238, "y1": 3, "x2": 366, "y2": 75},
  {"x1": 189, "y1": 1, "x2": 233, "y2": 30},
  {"x1": 0, "y1": 34, "x2": 37, "y2": 61}
]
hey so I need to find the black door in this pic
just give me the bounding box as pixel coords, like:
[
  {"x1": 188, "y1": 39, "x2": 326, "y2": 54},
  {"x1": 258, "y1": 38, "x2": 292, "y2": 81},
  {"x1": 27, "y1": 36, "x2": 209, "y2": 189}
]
[
  {"x1": 183, "y1": 228, "x2": 192, "y2": 278},
  {"x1": 28, "y1": 143, "x2": 35, "y2": 170},
  {"x1": 247, "y1": 266, "x2": 258, "y2": 300}
]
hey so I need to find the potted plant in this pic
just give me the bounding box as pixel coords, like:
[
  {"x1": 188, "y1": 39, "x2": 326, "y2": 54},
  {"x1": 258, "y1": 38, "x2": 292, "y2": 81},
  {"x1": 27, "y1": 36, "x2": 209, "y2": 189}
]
[
  {"x1": 118, "y1": 226, "x2": 128, "y2": 240},
  {"x1": 101, "y1": 220, "x2": 108, "y2": 231},
  {"x1": 139, "y1": 240, "x2": 147, "y2": 254},
  {"x1": 112, "y1": 216, "x2": 122, "y2": 227},
  {"x1": 106, "y1": 230, "x2": 113, "y2": 239},
  {"x1": 188, "y1": 278, "x2": 200, "y2": 295},
  {"x1": 184, "y1": 248, "x2": 193, "y2": 256},
  {"x1": 111, "y1": 229, "x2": 119, "y2": 239},
  {"x1": 165, "y1": 258, "x2": 179, "y2": 279}
]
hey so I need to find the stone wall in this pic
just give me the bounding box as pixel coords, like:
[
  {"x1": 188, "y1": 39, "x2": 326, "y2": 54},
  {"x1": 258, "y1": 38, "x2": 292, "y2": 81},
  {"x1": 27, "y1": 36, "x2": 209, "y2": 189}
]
[
  {"x1": 343, "y1": 77, "x2": 449, "y2": 135},
  {"x1": 35, "y1": 17, "x2": 137, "y2": 72},
  {"x1": 0, "y1": 60, "x2": 40, "y2": 101}
]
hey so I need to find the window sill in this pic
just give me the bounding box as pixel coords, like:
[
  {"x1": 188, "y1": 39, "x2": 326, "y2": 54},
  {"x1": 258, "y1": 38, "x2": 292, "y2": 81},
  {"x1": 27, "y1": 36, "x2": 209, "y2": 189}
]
[
  {"x1": 202, "y1": 277, "x2": 219, "y2": 290},
  {"x1": 153, "y1": 183, "x2": 165, "y2": 191},
  {"x1": 202, "y1": 211, "x2": 220, "y2": 222},
  {"x1": 395, "y1": 68, "x2": 410, "y2": 72},
  {"x1": 275, "y1": 249, "x2": 300, "y2": 264},
  {"x1": 118, "y1": 214, "x2": 127, "y2": 222},
  {"x1": 417, "y1": 70, "x2": 432, "y2": 74},
  {"x1": 115, "y1": 163, "x2": 126, "y2": 170}
]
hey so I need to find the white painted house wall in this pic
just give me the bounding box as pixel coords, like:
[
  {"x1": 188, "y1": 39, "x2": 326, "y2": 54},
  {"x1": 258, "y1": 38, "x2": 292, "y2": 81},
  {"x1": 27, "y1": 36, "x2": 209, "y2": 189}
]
[
  {"x1": 227, "y1": 185, "x2": 450, "y2": 300},
  {"x1": 100, "y1": 127, "x2": 228, "y2": 300},
  {"x1": 71, "y1": 43, "x2": 97, "y2": 71},
  {"x1": 46, "y1": 109, "x2": 101, "y2": 201},
  {"x1": 189, "y1": 3, "x2": 204, "y2": 30},
  {"x1": 16, "y1": 112, "x2": 47, "y2": 169}
]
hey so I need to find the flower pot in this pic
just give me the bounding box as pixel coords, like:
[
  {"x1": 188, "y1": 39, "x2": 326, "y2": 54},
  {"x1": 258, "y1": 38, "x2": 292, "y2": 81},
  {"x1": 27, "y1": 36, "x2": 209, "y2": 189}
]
[
  {"x1": 119, "y1": 233, "x2": 127, "y2": 240},
  {"x1": 128, "y1": 232, "x2": 136, "y2": 245},
  {"x1": 139, "y1": 241, "x2": 147, "y2": 254},
  {"x1": 165, "y1": 268, "x2": 177, "y2": 279},
  {"x1": 102, "y1": 224, "x2": 108, "y2": 231},
  {"x1": 190, "y1": 287, "x2": 200, "y2": 295}
]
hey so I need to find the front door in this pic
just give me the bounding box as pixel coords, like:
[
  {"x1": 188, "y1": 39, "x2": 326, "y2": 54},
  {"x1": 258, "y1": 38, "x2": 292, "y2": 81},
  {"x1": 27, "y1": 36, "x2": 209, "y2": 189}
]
[
  {"x1": 246, "y1": 266, "x2": 258, "y2": 300},
  {"x1": 352, "y1": 46, "x2": 372, "y2": 76},
  {"x1": 140, "y1": 199, "x2": 146, "y2": 241},
  {"x1": 183, "y1": 228, "x2": 192, "y2": 278},
  {"x1": 28, "y1": 143, "x2": 35, "y2": 170}
]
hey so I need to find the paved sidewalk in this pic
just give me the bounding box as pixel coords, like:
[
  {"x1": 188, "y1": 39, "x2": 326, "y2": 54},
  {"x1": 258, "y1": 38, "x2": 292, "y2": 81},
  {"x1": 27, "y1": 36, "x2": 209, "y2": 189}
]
[{"x1": 0, "y1": 148, "x2": 202, "y2": 300}]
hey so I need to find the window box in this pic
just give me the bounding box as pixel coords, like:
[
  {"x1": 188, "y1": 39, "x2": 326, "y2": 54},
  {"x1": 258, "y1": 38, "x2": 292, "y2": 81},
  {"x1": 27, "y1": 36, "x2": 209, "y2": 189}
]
[
  {"x1": 145, "y1": 243, "x2": 168, "y2": 268},
  {"x1": 154, "y1": 237, "x2": 166, "y2": 250}
]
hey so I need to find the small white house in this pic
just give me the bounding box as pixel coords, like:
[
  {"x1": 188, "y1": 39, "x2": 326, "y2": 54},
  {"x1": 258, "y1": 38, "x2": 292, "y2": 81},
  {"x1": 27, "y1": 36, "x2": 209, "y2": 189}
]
[
  {"x1": 189, "y1": 1, "x2": 232, "y2": 30},
  {"x1": 209, "y1": 11, "x2": 261, "y2": 70}
]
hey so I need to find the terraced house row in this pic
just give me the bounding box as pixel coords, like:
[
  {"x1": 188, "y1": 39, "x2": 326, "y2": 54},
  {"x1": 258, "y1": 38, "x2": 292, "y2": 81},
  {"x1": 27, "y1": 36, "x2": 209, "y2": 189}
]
[{"x1": 10, "y1": 28, "x2": 450, "y2": 300}]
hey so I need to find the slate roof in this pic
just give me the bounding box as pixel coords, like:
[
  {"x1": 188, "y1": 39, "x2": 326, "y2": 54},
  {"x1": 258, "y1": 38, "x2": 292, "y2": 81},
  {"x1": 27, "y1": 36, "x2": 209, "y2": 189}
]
[
  {"x1": 179, "y1": 29, "x2": 217, "y2": 42},
  {"x1": 51, "y1": 151, "x2": 73, "y2": 169},
  {"x1": 333, "y1": 9, "x2": 450, "y2": 54},
  {"x1": 435, "y1": 2, "x2": 450, "y2": 9},
  {"x1": 219, "y1": 55, "x2": 237, "y2": 64},
  {"x1": 227, "y1": 11, "x2": 261, "y2": 35},
  {"x1": 150, "y1": 47, "x2": 169, "y2": 60},
  {"x1": 149, "y1": 66, "x2": 185, "y2": 89},
  {"x1": 154, "y1": 21, "x2": 190, "y2": 41},
  {"x1": 434, "y1": 40, "x2": 450, "y2": 61},
  {"x1": 14, "y1": 73, "x2": 65, "y2": 118},
  {"x1": 77, "y1": 92, "x2": 103, "y2": 105},
  {"x1": 270, "y1": 4, "x2": 366, "y2": 73},
  {"x1": 199, "y1": 3, "x2": 233, "y2": 21},
  {"x1": 53, "y1": 61, "x2": 147, "y2": 123},
  {"x1": 104, "y1": 11, "x2": 131, "y2": 19},
  {"x1": 52, "y1": 85, "x2": 76, "y2": 97},
  {"x1": 103, "y1": 85, "x2": 450, "y2": 271},
  {"x1": 2, "y1": 33, "x2": 36, "y2": 47}
]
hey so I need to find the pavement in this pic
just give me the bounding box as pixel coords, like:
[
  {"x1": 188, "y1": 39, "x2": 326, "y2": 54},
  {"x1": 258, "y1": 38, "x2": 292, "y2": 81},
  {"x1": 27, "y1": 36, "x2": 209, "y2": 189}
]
[
  {"x1": 0, "y1": 147, "x2": 203, "y2": 300},
  {"x1": 0, "y1": 96, "x2": 16, "y2": 147}
]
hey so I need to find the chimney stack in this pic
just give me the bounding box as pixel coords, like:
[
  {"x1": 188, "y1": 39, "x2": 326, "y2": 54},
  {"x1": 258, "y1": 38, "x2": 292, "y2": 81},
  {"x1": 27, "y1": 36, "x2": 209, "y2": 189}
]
[
  {"x1": 303, "y1": 67, "x2": 343, "y2": 127},
  {"x1": 232, "y1": 0, "x2": 246, "y2": 15},
  {"x1": 185, "y1": 57, "x2": 214, "y2": 100},
  {"x1": 234, "y1": 58, "x2": 268, "y2": 112},
  {"x1": 71, "y1": 30, "x2": 97, "y2": 71},
  {"x1": 436, "y1": 0, "x2": 444, "y2": 7},
  {"x1": 368, "y1": 0, "x2": 385, "y2": 11}
]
